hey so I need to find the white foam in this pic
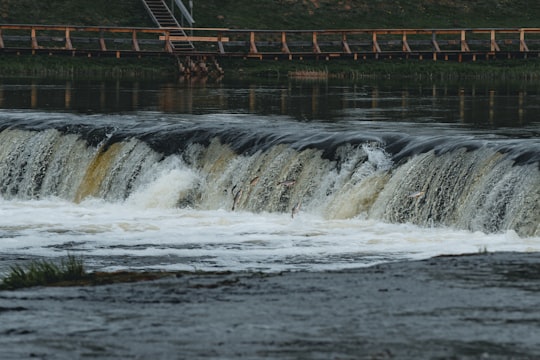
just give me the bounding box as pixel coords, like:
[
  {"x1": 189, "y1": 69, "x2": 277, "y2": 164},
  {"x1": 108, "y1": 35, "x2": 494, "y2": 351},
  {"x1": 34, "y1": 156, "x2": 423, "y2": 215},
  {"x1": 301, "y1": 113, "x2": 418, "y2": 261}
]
[
  {"x1": 0, "y1": 197, "x2": 537, "y2": 273},
  {"x1": 126, "y1": 164, "x2": 199, "y2": 209}
]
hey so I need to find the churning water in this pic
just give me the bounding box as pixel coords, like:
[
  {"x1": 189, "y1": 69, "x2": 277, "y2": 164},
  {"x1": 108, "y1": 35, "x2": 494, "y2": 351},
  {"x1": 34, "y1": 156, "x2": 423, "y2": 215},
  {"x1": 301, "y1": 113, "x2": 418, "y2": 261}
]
[{"x1": 0, "y1": 79, "x2": 538, "y2": 272}]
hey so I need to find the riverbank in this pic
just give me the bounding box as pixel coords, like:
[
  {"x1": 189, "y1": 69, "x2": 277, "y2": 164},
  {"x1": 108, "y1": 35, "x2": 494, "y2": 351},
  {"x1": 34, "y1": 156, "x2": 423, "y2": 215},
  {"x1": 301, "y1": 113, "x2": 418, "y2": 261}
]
[
  {"x1": 3, "y1": 0, "x2": 539, "y2": 29},
  {"x1": 2, "y1": 54, "x2": 540, "y2": 81},
  {"x1": 221, "y1": 58, "x2": 540, "y2": 80},
  {"x1": 0, "y1": 55, "x2": 178, "y2": 80},
  {"x1": 1, "y1": 252, "x2": 539, "y2": 359}
]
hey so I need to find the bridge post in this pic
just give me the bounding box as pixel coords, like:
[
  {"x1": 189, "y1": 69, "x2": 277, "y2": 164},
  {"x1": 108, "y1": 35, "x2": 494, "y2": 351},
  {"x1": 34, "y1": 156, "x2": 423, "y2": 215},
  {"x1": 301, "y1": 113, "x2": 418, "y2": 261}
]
[
  {"x1": 281, "y1": 32, "x2": 290, "y2": 54},
  {"x1": 65, "y1": 28, "x2": 73, "y2": 50},
  {"x1": 312, "y1": 32, "x2": 321, "y2": 53},
  {"x1": 342, "y1": 32, "x2": 351, "y2": 54},
  {"x1": 520, "y1": 29, "x2": 529, "y2": 52},
  {"x1": 99, "y1": 30, "x2": 107, "y2": 51},
  {"x1": 431, "y1": 31, "x2": 441, "y2": 52},
  {"x1": 460, "y1": 30, "x2": 470, "y2": 52},
  {"x1": 372, "y1": 32, "x2": 381, "y2": 53},
  {"x1": 0, "y1": 29, "x2": 4, "y2": 49},
  {"x1": 132, "y1": 30, "x2": 140, "y2": 52},
  {"x1": 31, "y1": 28, "x2": 38, "y2": 49},
  {"x1": 402, "y1": 32, "x2": 411, "y2": 52},
  {"x1": 490, "y1": 30, "x2": 500, "y2": 52},
  {"x1": 249, "y1": 31, "x2": 258, "y2": 54},
  {"x1": 218, "y1": 32, "x2": 226, "y2": 54},
  {"x1": 163, "y1": 32, "x2": 173, "y2": 53}
]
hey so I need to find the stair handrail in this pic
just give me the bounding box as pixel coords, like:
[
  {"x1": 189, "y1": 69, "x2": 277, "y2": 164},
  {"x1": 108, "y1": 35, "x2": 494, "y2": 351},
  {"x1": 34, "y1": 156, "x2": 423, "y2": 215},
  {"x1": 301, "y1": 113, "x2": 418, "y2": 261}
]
[{"x1": 173, "y1": 0, "x2": 194, "y2": 26}]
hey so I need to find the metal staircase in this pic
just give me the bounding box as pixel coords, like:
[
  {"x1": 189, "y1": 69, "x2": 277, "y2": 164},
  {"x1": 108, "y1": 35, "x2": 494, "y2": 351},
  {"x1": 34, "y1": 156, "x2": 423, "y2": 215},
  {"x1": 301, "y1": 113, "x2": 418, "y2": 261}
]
[{"x1": 141, "y1": 0, "x2": 194, "y2": 52}]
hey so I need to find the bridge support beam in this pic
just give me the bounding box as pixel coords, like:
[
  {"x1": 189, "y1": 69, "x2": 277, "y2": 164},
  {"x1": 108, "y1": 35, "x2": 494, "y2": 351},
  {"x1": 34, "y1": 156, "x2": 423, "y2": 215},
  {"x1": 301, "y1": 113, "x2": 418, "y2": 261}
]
[
  {"x1": 31, "y1": 28, "x2": 38, "y2": 49},
  {"x1": 402, "y1": 32, "x2": 411, "y2": 52},
  {"x1": 431, "y1": 31, "x2": 441, "y2": 52},
  {"x1": 281, "y1": 32, "x2": 290, "y2": 54},
  {"x1": 132, "y1": 30, "x2": 140, "y2": 52},
  {"x1": 249, "y1": 32, "x2": 258, "y2": 54},
  {"x1": 460, "y1": 30, "x2": 470, "y2": 52},
  {"x1": 99, "y1": 30, "x2": 107, "y2": 51},
  {"x1": 520, "y1": 29, "x2": 529, "y2": 52},
  {"x1": 65, "y1": 29, "x2": 73, "y2": 50},
  {"x1": 372, "y1": 32, "x2": 381, "y2": 53},
  {"x1": 312, "y1": 32, "x2": 321, "y2": 53},
  {"x1": 490, "y1": 30, "x2": 500, "y2": 52},
  {"x1": 342, "y1": 33, "x2": 351, "y2": 54}
]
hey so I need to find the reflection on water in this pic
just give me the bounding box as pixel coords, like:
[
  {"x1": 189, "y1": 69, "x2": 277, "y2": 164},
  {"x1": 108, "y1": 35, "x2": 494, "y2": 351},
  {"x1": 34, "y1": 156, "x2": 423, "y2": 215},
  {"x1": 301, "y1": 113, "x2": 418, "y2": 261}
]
[{"x1": 0, "y1": 77, "x2": 539, "y2": 127}]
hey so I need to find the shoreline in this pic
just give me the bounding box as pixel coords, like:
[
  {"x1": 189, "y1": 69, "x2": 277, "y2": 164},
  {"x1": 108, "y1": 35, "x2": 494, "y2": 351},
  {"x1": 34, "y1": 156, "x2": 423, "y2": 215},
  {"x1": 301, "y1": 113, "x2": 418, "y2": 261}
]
[{"x1": 1, "y1": 54, "x2": 540, "y2": 81}]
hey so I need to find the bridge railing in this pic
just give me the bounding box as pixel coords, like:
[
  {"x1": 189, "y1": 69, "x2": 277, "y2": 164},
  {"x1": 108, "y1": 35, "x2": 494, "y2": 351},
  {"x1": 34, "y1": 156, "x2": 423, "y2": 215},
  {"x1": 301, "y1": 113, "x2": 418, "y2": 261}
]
[
  {"x1": 0, "y1": 24, "x2": 175, "y2": 56},
  {"x1": 208, "y1": 28, "x2": 540, "y2": 58},
  {"x1": 1, "y1": 25, "x2": 540, "y2": 59}
]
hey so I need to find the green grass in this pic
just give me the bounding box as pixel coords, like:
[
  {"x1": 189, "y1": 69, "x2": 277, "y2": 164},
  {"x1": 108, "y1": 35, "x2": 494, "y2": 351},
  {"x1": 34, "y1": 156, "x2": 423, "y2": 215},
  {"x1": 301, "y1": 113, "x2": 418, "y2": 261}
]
[
  {"x1": 0, "y1": 256, "x2": 181, "y2": 290},
  {"x1": 194, "y1": 0, "x2": 540, "y2": 29},
  {"x1": 2, "y1": 0, "x2": 540, "y2": 29},
  {"x1": 1, "y1": 0, "x2": 153, "y2": 26},
  {"x1": 1, "y1": 255, "x2": 86, "y2": 290},
  {"x1": 219, "y1": 58, "x2": 540, "y2": 80},
  {"x1": 0, "y1": 256, "x2": 180, "y2": 290},
  {"x1": 0, "y1": 55, "x2": 178, "y2": 80}
]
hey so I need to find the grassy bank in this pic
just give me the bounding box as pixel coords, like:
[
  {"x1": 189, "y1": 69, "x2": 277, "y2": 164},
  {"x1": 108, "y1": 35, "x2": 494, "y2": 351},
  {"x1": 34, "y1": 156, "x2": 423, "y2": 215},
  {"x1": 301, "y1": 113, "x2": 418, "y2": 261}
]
[
  {"x1": 1, "y1": 256, "x2": 85, "y2": 290},
  {"x1": 0, "y1": 256, "x2": 175, "y2": 290},
  {"x1": 195, "y1": 0, "x2": 540, "y2": 30},
  {"x1": 1, "y1": 0, "x2": 153, "y2": 26},
  {"x1": 0, "y1": 55, "x2": 178, "y2": 80},
  {"x1": 220, "y1": 58, "x2": 540, "y2": 80},
  {"x1": 3, "y1": 0, "x2": 539, "y2": 29},
  {"x1": 2, "y1": 55, "x2": 540, "y2": 81}
]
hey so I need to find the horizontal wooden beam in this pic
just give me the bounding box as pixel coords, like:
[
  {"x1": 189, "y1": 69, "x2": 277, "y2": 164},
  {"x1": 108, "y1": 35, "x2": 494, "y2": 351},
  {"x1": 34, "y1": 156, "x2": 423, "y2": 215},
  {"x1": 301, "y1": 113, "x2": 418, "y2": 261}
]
[
  {"x1": 159, "y1": 36, "x2": 229, "y2": 42},
  {"x1": 161, "y1": 27, "x2": 230, "y2": 31}
]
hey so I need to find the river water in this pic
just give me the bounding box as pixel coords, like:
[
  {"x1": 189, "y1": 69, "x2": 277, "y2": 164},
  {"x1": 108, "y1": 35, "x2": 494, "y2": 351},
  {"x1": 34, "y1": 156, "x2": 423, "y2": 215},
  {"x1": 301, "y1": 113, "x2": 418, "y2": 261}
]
[{"x1": 0, "y1": 76, "x2": 538, "y2": 274}]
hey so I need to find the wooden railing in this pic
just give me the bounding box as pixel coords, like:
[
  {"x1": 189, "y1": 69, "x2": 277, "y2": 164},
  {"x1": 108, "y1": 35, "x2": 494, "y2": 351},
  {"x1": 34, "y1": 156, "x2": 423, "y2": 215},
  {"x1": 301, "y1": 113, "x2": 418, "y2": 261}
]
[
  {"x1": 1, "y1": 25, "x2": 540, "y2": 60},
  {"x1": 0, "y1": 24, "x2": 176, "y2": 57},
  {"x1": 208, "y1": 28, "x2": 540, "y2": 60}
]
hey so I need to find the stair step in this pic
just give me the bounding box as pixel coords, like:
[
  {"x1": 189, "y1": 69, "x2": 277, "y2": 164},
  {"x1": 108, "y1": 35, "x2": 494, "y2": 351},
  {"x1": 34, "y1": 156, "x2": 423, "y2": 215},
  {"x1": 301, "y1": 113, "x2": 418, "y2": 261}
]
[{"x1": 141, "y1": 0, "x2": 195, "y2": 49}]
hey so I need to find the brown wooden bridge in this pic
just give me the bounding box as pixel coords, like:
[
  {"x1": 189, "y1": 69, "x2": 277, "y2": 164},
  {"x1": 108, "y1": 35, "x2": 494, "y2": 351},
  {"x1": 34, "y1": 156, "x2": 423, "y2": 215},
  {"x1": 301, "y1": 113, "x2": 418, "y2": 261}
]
[{"x1": 1, "y1": 24, "x2": 540, "y2": 74}]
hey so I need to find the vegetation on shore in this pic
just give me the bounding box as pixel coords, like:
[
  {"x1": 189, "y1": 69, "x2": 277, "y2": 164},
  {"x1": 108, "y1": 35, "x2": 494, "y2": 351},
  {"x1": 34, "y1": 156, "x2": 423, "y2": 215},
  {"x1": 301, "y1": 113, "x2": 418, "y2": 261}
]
[
  {"x1": 3, "y1": 0, "x2": 539, "y2": 29},
  {"x1": 0, "y1": 256, "x2": 174, "y2": 290},
  {"x1": 0, "y1": 0, "x2": 153, "y2": 27},
  {"x1": 194, "y1": 0, "x2": 540, "y2": 30},
  {"x1": 0, "y1": 55, "x2": 177, "y2": 80},
  {"x1": 1, "y1": 55, "x2": 539, "y2": 81},
  {"x1": 0, "y1": 256, "x2": 247, "y2": 290},
  {"x1": 220, "y1": 58, "x2": 540, "y2": 80},
  {"x1": 1, "y1": 255, "x2": 85, "y2": 290}
]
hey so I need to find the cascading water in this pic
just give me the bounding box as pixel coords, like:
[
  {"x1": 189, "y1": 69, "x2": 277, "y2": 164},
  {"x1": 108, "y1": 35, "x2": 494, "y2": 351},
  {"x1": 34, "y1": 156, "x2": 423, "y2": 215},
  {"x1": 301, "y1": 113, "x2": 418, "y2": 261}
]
[{"x1": 0, "y1": 112, "x2": 538, "y2": 237}]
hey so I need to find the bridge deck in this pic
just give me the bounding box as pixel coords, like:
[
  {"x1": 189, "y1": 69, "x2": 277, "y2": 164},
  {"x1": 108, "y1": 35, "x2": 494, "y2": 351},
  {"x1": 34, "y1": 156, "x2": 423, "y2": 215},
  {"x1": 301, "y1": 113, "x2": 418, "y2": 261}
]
[{"x1": 1, "y1": 25, "x2": 539, "y2": 61}]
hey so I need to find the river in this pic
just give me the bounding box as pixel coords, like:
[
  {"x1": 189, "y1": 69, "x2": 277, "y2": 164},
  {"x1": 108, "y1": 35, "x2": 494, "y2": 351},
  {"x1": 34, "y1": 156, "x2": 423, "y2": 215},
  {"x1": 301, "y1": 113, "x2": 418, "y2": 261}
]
[
  {"x1": 0, "y1": 75, "x2": 539, "y2": 359},
  {"x1": 0, "y1": 76, "x2": 538, "y2": 273}
]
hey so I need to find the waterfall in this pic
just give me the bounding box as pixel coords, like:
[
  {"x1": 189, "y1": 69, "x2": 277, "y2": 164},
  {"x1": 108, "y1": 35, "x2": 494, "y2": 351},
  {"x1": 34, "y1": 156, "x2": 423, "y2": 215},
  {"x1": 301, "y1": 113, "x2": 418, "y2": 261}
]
[{"x1": 0, "y1": 114, "x2": 538, "y2": 236}]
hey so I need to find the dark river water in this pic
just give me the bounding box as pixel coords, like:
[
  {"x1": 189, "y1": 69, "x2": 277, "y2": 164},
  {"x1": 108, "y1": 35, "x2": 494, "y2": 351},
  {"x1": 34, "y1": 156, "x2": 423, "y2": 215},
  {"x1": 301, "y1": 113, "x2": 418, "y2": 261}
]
[{"x1": 1, "y1": 76, "x2": 539, "y2": 129}]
